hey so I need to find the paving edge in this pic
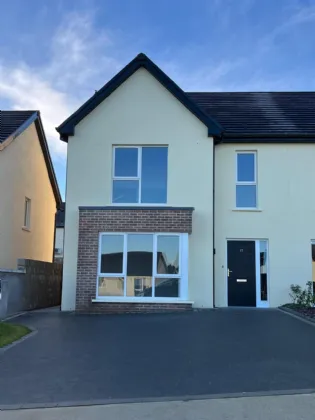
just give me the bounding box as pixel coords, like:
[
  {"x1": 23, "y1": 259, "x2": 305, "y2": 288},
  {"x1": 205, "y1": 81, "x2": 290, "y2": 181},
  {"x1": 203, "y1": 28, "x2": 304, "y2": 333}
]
[
  {"x1": 278, "y1": 306, "x2": 315, "y2": 326},
  {"x1": 1, "y1": 388, "x2": 315, "y2": 411},
  {"x1": 0, "y1": 326, "x2": 37, "y2": 354}
]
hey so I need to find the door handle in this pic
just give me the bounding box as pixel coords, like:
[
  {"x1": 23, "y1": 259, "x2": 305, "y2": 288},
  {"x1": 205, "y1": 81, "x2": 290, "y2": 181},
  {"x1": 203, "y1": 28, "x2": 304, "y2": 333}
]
[{"x1": 228, "y1": 268, "x2": 233, "y2": 277}]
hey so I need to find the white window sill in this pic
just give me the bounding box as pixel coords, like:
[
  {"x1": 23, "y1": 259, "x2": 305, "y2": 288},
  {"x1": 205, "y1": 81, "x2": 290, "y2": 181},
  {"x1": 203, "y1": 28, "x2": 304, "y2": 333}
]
[
  {"x1": 22, "y1": 226, "x2": 31, "y2": 232},
  {"x1": 232, "y1": 208, "x2": 262, "y2": 212},
  {"x1": 92, "y1": 297, "x2": 194, "y2": 304}
]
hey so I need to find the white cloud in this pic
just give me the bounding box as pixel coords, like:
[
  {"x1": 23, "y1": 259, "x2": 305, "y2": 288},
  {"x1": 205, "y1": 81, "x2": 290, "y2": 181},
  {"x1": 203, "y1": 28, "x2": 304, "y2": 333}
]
[{"x1": 0, "y1": 11, "x2": 124, "y2": 161}]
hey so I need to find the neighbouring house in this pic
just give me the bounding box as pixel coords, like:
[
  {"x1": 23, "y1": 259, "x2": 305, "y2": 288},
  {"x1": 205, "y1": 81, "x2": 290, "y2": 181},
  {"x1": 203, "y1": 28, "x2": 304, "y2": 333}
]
[
  {"x1": 56, "y1": 53, "x2": 315, "y2": 313},
  {"x1": 0, "y1": 111, "x2": 62, "y2": 269},
  {"x1": 54, "y1": 202, "x2": 65, "y2": 262}
]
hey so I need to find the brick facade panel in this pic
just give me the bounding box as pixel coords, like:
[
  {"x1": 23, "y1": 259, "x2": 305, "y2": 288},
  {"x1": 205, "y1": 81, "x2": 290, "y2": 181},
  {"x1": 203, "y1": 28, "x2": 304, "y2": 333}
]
[{"x1": 76, "y1": 207, "x2": 193, "y2": 313}]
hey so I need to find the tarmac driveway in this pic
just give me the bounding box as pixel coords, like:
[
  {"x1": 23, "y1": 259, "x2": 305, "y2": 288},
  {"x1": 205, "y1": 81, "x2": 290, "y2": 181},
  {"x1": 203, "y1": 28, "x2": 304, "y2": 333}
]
[{"x1": 1, "y1": 309, "x2": 315, "y2": 408}]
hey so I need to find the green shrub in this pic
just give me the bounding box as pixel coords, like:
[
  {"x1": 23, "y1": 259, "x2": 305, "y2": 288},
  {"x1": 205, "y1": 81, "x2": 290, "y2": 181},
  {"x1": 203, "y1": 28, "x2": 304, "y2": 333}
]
[{"x1": 289, "y1": 281, "x2": 314, "y2": 307}]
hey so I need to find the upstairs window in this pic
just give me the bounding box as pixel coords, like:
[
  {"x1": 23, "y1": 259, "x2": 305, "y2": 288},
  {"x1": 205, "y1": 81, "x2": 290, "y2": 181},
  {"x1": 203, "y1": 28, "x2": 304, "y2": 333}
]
[
  {"x1": 236, "y1": 152, "x2": 257, "y2": 208},
  {"x1": 112, "y1": 146, "x2": 168, "y2": 204}
]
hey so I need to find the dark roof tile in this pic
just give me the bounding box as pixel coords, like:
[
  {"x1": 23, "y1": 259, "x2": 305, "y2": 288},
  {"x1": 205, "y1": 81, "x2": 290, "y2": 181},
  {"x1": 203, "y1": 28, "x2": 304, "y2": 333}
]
[
  {"x1": 186, "y1": 92, "x2": 315, "y2": 136},
  {"x1": 0, "y1": 110, "x2": 37, "y2": 142}
]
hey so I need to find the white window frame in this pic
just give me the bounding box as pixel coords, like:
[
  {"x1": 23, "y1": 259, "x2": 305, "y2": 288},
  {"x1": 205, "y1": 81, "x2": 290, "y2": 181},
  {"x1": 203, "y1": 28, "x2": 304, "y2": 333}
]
[
  {"x1": 112, "y1": 146, "x2": 168, "y2": 205},
  {"x1": 23, "y1": 197, "x2": 31, "y2": 230},
  {"x1": 235, "y1": 151, "x2": 257, "y2": 209},
  {"x1": 95, "y1": 232, "x2": 189, "y2": 303}
]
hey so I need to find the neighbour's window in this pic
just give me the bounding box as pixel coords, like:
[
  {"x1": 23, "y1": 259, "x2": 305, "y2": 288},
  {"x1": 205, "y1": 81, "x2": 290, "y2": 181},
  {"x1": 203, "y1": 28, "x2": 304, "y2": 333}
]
[
  {"x1": 97, "y1": 233, "x2": 185, "y2": 299},
  {"x1": 236, "y1": 152, "x2": 257, "y2": 208},
  {"x1": 112, "y1": 146, "x2": 168, "y2": 204},
  {"x1": 23, "y1": 197, "x2": 31, "y2": 229}
]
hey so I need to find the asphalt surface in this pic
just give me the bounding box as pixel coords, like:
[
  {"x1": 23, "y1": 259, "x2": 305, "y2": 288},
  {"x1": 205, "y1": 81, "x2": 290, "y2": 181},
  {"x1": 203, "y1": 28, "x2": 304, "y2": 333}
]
[{"x1": 0, "y1": 309, "x2": 315, "y2": 407}]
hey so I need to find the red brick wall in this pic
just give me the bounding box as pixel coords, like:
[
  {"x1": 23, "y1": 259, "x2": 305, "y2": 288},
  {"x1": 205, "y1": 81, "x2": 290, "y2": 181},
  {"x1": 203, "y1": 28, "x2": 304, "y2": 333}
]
[{"x1": 76, "y1": 207, "x2": 193, "y2": 312}]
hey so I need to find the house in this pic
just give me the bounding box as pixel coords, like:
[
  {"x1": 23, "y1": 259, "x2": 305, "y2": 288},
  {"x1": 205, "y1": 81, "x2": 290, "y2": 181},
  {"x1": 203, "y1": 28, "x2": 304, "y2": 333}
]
[
  {"x1": 54, "y1": 202, "x2": 65, "y2": 262},
  {"x1": 56, "y1": 53, "x2": 315, "y2": 313},
  {"x1": 0, "y1": 111, "x2": 62, "y2": 269}
]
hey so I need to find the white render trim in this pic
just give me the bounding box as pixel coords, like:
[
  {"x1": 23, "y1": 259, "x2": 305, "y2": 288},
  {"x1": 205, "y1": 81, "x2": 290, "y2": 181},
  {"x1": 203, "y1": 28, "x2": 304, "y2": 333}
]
[{"x1": 91, "y1": 297, "x2": 193, "y2": 304}]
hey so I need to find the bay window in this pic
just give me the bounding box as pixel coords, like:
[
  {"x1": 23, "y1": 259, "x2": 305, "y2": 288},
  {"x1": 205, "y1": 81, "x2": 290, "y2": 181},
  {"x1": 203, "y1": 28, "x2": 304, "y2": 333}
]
[{"x1": 97, "y1": 233, "x2": 188, "y2": 301}]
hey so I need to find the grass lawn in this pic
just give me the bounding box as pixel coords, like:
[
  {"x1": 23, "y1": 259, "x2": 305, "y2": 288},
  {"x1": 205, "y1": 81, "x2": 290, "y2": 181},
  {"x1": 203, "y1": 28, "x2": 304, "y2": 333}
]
[{"x1": 0, "y1": 322, "x2": 31, "y2": 348}]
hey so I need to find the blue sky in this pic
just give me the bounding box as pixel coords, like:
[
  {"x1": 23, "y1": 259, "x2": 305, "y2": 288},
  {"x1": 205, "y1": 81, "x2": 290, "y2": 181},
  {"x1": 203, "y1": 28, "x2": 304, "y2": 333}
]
[{"x1": 1, "y1": 0, "x2": 314, "y2": 198}]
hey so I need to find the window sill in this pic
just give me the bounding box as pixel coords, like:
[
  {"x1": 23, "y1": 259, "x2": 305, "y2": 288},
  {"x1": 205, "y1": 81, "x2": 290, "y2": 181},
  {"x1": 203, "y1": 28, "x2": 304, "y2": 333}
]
[
  {"x1": 92, "y1": 297, "x2": 194, "y2": 304},
  {"x1": 22, "y1": 226, "x2": 31, "y2": 232},
  {"x1": 232, "y1": 208, "x2": 262, "y2": 212}
]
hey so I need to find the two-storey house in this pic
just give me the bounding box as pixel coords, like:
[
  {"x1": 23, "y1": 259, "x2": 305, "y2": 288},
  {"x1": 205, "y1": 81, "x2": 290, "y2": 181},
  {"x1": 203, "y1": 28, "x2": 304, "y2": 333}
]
[{"x1": 56, "y1": 54, "x2": 315, "y2": 312}]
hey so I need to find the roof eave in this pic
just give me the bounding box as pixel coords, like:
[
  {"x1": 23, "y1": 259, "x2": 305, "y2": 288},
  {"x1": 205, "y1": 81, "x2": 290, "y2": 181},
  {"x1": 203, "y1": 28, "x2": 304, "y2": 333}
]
[{"x1": 34, "y1": 116, "x2": 62, "y2": 208}]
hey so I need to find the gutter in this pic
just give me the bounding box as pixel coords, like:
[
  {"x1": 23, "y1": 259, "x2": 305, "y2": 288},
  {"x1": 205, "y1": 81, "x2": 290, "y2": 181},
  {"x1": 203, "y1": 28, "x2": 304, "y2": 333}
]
[{"x1": 212, "y1": 139, "x2": 216, "y2": 308}]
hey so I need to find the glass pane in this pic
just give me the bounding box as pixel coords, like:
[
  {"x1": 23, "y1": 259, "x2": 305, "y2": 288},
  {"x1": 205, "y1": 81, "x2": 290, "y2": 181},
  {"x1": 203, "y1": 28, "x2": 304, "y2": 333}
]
[
  {"x1": 259, "y1": 241, "x2": 268, "y2": 301},
  {"x1": 113, "y1": 180, "x2": 139, "y2": 203},
  {"x1": 237, "y1": 153, "x2": 255, "y2": 182},
  {"x1": 141, "y1": 147, "x2": 167, "y2": 203},
  {"x1": 126, "y1": 276, "x2": 153, "y2": 297},
  {"x1": 157, "y1": 235, "x2": 180, "y2": 274},
  {"x1": 155, "y1": 278, "x2": 179, "y2": 297},
  {"x1": 127, "y1": 234, "x2": 153, "y2": 276},
  {"x1": 236, "y1": 185, "x2": 256, "y2": 208},
  {"x1": 114, "y1": 148, "x2": 138, "y2": 177},
  {"x1": 100, "y1": 235, "x2": 124, "y2": 274},
  {"x1": 98, "y1": 277, "x2": 124, "y2": 296}
]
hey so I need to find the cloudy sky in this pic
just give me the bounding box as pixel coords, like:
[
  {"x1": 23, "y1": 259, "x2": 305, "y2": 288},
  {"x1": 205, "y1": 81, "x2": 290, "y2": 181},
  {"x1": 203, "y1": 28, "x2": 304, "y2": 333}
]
[{"x1": 1, "y1": 0, "x2": 314, "y2": 197}]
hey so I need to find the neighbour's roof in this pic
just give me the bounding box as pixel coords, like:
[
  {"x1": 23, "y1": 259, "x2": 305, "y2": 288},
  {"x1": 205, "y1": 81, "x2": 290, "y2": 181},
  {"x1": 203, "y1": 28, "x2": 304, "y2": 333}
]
[
  {"x1": 56, "y1": 203, "x2": 65, "y2": 227},
  {"x1": 0, "y1": 110, "x2": 36, "y2": 142},
  {"x1": 0, "y1": 110, "x2": 62, "y2": 207},
  {"x1": 187, "y1": 92, "x2": 315, "y2": 139}
]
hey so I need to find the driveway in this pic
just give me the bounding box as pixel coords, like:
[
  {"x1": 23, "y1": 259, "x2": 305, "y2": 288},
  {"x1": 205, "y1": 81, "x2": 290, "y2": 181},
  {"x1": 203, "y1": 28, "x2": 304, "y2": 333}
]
[{"x1": 0, "y1": 309, "x2": 315, "y2": 408}]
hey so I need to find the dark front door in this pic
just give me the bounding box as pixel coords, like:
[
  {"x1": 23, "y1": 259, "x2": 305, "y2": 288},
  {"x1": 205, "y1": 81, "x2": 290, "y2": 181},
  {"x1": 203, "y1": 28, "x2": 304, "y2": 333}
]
[{"x1": 227, "y1": 240, "x2": 256, "y2": 307}]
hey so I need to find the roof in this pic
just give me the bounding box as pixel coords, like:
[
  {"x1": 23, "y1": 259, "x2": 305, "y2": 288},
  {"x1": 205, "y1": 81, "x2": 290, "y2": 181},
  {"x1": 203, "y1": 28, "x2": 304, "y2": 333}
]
[
  {"x1": 56, "y1": 202, "x2": 65, "y2": 227},
  {"x1": 0, "y1": 111, "x2": 37, "y2": 142},
  {"x1": 56, "y1": 53, "x2": 223, "y2": 140},
  {"x1": 187, "y1": 92, "x2": 315, "y2": 140},
  {"x1": 56, "y1": 53, "x2": 315, "y2": 143},
  {"x1": 0, "y1": 110, "x2": 62, "y2": 207}
]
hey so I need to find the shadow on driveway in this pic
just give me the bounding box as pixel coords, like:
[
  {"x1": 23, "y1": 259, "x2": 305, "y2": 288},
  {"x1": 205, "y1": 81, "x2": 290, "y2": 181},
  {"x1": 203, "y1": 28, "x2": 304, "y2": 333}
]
[{"x1": 0, "y1": 309, "x2": 315, "y2": 407}]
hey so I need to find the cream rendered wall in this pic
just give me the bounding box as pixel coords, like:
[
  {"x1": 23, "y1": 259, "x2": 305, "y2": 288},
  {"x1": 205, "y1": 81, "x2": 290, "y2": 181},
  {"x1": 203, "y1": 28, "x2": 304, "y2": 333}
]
[
  {"x1": 62, "y1": 68, "x2": 214, "y2": 310},
  {"x1": 215, "y1": 143, "x2": 315, "y2": 307},
  {"x1": 0, "y1": 123, "x2": 56, "y2": 269}
]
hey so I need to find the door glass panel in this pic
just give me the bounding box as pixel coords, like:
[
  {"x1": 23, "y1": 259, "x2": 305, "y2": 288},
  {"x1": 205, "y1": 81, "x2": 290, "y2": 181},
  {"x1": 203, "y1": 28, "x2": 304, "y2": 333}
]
[
  {"x1": 157, "y1": 235, "x2": 180, "y2": 274},
  {"x1": 259, "y1": 240, "x2": 268, "y2": 301},
  {"x1": 126, "y1": 234, "x2": 153, "y2": 297},
  {"x1": 100, "y1": 235, "x2": 124, "y2": 274},
  {"x1": 98, "y1": 277, "x2": 124, "y2": 296}
]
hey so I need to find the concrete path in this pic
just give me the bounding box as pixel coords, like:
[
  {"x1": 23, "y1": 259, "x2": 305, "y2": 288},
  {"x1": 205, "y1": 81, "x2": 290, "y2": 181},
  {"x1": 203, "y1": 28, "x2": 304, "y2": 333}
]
[{"x1": 2, "y1": 394, "x2": 315, "y2": 420}]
